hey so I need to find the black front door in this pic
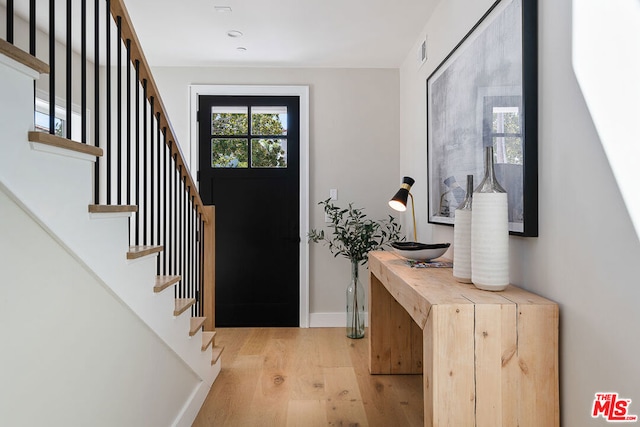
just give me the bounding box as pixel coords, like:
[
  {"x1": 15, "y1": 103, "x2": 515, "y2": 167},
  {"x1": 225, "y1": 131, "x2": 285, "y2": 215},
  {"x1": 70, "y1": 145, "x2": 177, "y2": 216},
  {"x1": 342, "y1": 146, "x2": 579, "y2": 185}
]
[{"x1": 198, "y1": 95, "x2": 300, "y2": 327}]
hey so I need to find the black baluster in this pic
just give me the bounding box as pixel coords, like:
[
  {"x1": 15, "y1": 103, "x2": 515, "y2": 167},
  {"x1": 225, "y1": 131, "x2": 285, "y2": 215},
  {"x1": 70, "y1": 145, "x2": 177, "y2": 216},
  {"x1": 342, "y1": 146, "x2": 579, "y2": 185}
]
[
  {"x1": 105, "y1": 0, "x2": 111, "y2": 204},
  {"x1": 29, "y1": 0, "x2": 36, "y2": 55},
  {"x1": 150, "y1": 97, "x2": 155, "y2": 246},
  {"x1": 190, "y1": 196, "x2": 195, "y2": 314},
  {"x1": 81, "y1": 0, "x2": 87, "y2": 144},
  {"x1": 173, "y1": 154, "x2": 178, "y2": 279},
  {"x1": 116, "y1": 16, "x2": 122, "y2": 205},
  {"x1": 7, "y1": 0, "x2": 14, "y2": 44},
  {"x1": 93, "y1": 0, "x2": 100, "y2": 204},
  {"x1": 126, "y1": 39, "x2": 131, "y2": 206},
  {"x1": 164, "y1": 133, "x2": 169, "y2": 275},
  {"x1": 66, "y1": 0, "x2": 72, "y2": 140},
  {"x1": 157, "y1": 114, "x2": 162, "y2": 274},
  {"x1": 198, "y1": 212, "x2": 204, "y2": 316},
  {"x1": 183, "y1": 184, "x2": 188, "y2": 301},
  {"x1": 178, "y1": 166, "x2": 183, "y2": 299},
  {"x1": 135, "y1": 61, "x2": 140, "y2": 245},
  {"x1": 168, "y1": 144, "x2": 173, "y2": 276},
  {"x1": 187, "y1": 191, "x2": 192, "y2": 305},
  {"x1": 49, "y1": 0, "x2": 55, "y2": 136},
  {"x1": 142, "y1": 80, "x2": 148, "y2": 244}
]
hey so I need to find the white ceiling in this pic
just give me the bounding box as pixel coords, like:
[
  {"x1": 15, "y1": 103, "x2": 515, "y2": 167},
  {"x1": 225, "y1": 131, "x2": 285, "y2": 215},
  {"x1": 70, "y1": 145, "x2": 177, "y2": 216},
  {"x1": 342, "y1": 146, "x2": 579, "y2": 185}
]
[{"x1": 124, "y1": 0, "x2": 439, "y2": 68}]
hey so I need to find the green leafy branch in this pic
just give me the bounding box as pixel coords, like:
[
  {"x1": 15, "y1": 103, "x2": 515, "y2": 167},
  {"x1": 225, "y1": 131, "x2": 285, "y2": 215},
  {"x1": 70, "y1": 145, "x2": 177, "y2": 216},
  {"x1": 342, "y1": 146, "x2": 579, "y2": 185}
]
[{"x1": 308, "y1": 199, "x2": 403, "y2": 265}]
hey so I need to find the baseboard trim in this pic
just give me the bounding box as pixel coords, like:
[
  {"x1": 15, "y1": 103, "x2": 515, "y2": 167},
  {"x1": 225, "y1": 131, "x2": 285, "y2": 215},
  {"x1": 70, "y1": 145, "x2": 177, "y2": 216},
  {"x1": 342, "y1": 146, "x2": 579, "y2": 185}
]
[
  {"x1": 171, "y1": 381, "x2": 209, "y2": 427},
  {"x1": 309, "y1": 312, "x2": 369, "y2": 328}
]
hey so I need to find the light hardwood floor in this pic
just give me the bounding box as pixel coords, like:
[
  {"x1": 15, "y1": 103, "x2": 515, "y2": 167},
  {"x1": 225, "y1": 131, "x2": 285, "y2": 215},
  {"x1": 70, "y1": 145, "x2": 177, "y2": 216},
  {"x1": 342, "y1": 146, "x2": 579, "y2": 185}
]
[{"x1": 192, "y1": 327, "x2": 424, "y2": 426}]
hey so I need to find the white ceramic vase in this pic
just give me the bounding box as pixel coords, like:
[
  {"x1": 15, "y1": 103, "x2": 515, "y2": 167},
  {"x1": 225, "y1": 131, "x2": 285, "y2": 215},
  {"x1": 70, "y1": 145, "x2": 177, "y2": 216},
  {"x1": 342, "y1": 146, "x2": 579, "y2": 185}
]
[
  {"x1": 471, "y1": 147, "x2": 509, "y2": 291},
  {"x1": 453, "y1": 174, "x2": 473, "y2": 283}
]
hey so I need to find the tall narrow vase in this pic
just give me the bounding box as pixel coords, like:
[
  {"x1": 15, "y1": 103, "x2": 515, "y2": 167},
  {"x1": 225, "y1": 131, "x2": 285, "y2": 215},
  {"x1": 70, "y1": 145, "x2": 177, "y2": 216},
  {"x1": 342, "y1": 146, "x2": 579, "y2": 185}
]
[
  {"x1": 346, "y1": 259, "x2": 365, "y2": 339},
  {"x1": 471, "y1": 147, "x2": 509, "y2": 291},
  {"x1": 453, "y1": 174, "x2": 473, "y2": 283}
]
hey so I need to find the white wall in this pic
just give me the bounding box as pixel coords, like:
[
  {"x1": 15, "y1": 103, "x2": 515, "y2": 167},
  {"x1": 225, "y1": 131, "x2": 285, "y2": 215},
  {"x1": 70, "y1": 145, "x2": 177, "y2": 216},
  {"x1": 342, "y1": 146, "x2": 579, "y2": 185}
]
[
  {"x1": 399, "y1": 0, "x2": 640, "y2": 425},
  {"x1": 151, "y1": 67, "x2": 401, "y2": 321},
  {"x1": 0, "y1": 188, "x2": 199, "y2": 427}
]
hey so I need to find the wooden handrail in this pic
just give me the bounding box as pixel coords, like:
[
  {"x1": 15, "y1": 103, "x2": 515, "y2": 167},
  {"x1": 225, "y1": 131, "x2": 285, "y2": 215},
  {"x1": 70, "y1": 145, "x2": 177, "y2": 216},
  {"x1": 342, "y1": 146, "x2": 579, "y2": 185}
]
[
  {"x1": 110, "y1": 0, "x2": 214, "y2": 327},
  {"x1": 109, "y1": 0, "x2": 209, "y2": 224}
]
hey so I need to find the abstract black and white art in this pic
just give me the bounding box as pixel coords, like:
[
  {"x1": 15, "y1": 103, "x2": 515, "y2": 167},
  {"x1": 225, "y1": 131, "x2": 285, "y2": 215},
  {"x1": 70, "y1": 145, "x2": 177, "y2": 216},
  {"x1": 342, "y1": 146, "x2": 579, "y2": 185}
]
[{"x1": 427, "y1": 0, "x2": 538, "y2": 236}]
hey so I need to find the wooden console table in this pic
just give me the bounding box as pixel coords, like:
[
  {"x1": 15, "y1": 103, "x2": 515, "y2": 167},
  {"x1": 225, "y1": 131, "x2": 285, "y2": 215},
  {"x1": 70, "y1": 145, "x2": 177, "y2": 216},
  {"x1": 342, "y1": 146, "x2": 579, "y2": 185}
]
[{"x1": 368, "y1": 251, "x2": 559, "y2": 427}]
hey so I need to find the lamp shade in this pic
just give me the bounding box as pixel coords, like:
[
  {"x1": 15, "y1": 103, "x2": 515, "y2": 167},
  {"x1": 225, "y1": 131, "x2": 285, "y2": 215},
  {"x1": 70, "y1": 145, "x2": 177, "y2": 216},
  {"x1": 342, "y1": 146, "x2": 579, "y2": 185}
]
[{"x1": 389, "y1": 176, "x2": 415, "y2": 212}]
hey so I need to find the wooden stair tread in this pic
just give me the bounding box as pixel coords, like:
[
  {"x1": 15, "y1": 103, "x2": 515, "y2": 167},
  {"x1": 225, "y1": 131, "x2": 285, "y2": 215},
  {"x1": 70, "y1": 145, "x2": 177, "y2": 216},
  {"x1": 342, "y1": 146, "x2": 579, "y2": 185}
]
[
  {"x1": 211, "y1": 346, "x2": 224, "y2": 365},
  {"x1": 28, "y1": 131, "x2": 103, "y2": 157},
  {"x1": 154, "y1": 275, "x2": 181, "y2": 293},
  {"x1": 89, "y1": 204, "x2": 137, "y2": 214},
  {"x1": 127, "y1": 245, "x2": 163, "y2": 260},
  {"x1": 189, "y1": 317, "x2": 206, "y2": 336},
  {"x1": 0, "y1": 39, "x2": 49, "y2": 74},
  {"x1": 174, "y1": 298, "x2": 195, "y2": 316},
  {"x1": 201, "y1": 331, "x2": 216, "y2": 351}
]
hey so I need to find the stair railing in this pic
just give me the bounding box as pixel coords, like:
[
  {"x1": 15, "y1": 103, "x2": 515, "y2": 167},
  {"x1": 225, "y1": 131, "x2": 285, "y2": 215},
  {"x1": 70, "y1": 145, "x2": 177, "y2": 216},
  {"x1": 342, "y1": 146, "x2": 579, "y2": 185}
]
[{"x1": 1, "y1": 0, "x2": 215, "y2": 330}]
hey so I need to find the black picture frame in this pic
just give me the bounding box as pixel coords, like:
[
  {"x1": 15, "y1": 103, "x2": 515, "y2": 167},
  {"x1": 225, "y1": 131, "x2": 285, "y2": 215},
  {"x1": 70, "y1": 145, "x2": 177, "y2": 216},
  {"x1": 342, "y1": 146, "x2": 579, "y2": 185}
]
[{"x1": 426, "y1": 0, "x2": 538, "y2": 237}]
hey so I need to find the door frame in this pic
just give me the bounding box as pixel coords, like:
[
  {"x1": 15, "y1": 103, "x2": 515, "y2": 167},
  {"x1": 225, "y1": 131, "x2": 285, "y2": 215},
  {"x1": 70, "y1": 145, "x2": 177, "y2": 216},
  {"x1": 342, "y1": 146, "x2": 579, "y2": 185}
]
[{"x1": 189, "y1": 84, "x2": 310, "y2": 328}]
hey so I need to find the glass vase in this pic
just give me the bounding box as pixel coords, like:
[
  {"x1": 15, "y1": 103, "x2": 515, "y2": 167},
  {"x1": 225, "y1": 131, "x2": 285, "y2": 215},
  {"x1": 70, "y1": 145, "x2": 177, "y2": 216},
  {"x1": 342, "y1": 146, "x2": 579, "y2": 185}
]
[
  {"x1": 453, "y1": 174, "x2": 473, "y2": 283},
  {"x1": 471, "y1": 146, "x2": 509, "y2": 291},
  {"x1": 346, "y1": 259, "x2": 365, "y2": 339}
]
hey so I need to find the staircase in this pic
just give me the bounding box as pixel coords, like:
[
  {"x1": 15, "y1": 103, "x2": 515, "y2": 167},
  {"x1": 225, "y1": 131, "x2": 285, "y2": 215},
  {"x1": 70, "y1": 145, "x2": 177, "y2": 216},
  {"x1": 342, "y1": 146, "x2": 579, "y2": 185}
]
[{"x1": 1, "y1": 31, "x2": 221, "y2": 427}]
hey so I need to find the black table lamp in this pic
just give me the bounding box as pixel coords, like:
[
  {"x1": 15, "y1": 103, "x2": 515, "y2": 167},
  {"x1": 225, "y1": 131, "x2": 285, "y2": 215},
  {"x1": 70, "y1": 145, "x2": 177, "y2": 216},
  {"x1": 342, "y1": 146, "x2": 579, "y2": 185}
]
[{"x1": 389, "y1": 176, "x2": 417, "y2": 242}]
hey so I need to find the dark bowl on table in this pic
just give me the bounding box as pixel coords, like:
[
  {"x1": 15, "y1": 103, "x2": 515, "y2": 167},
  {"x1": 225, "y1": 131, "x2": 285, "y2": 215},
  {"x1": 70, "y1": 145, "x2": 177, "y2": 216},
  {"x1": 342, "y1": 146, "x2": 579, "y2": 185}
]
[{"x1": 390, "y1": 241, "x2": 450, "y2": 261}]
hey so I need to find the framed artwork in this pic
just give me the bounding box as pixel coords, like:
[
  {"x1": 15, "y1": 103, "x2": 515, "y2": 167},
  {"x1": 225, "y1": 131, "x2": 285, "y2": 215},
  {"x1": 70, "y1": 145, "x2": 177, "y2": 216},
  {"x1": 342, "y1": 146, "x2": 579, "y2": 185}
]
[{"x1": 426, "y1": 0, "x2": 538, "y2": 236}]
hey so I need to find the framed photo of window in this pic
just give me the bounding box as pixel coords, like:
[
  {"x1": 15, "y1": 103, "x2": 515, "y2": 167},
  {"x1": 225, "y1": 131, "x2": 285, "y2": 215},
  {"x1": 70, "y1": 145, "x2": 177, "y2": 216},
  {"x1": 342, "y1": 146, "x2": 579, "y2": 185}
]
[{"x1": 426, "y1": 0, "x2": 538, "y2": 236}]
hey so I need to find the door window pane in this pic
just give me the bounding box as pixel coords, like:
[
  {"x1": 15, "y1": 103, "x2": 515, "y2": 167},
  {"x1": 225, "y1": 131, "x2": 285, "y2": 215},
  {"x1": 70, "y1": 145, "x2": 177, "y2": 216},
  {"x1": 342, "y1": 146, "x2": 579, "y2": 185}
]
[
  {"x1": 251, "y1": 106, "x2": 287, "y2": 136},
  {"x1": 251, "y1": 138, "x2": 287, "y2": 168},
  {"x1": 212, "y1": 138, "x2": 248, "y2": 168},
  {"x1": 212, "y1": 106, "x2": 248, "y2": 135}
]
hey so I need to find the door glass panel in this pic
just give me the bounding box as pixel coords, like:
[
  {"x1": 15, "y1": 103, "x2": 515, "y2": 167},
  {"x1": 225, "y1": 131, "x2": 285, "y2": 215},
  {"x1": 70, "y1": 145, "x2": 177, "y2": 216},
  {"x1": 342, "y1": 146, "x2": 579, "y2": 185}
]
[
  {"x1": 211, "y1": 106, "x2": 248, "y2": 135},
  {"x1": 251, "y1": 106, "x2": 287, "y2": 136},
  {"x1": 251, "y1": 138, "x2": 287, "y2": 168},
  {"x1": 212, "y1": 138, "x2": 248, "y2": 168}
]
